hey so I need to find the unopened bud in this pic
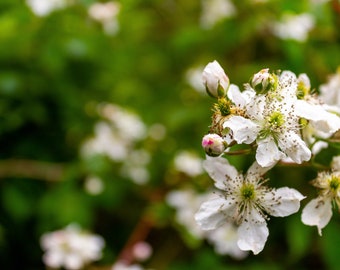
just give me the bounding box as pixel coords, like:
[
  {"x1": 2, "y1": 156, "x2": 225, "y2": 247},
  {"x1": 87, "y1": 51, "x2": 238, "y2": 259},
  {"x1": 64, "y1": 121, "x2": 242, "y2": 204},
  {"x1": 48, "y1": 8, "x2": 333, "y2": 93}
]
[
  {"x1": 202, "y1": 133, "x2": 227, "y2": 156},
  {"x1": 202, "y1": 60, "x2": 230, "y2": 98},
  {"x1": 251, "y1": 68, "x2": 277, "y2": 94}
]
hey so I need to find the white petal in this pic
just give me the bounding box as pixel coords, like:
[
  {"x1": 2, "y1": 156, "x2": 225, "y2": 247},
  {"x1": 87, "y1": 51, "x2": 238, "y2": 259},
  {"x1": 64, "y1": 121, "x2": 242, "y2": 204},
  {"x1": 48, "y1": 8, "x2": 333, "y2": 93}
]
[
  {"x1": 227, "y1": 84, "x2": 255, "y2": 108},
  {"x1": 295, "y1": 100, "x2": 340, "y2": 134},
  {"x1": 246, "y1": 161, "x2": 274, "y2": 180},
  {"x1": 278, "y1": 130, "x2": 311, "y2": 164},
  {"x1": 237, "y1": 220, "x2": 269, "y2": 255},
  {"x1": 195, "y1": 196, "x2": 234, "y2": 230},
  {"x1": 256, "y1": 137, "x2": 284, "y2": 167},
  {"x1": 203, "y1": 156, "x2": 239, "y2": 190},
  {"x1": 223, "y1": 116, "x2": 260, "y2": 144},
  {"x1": 263, "y1": 187, "x2": 305, "y2": 217},
  {"x1": 301, "y1": 196, "x2": 333, "y2": 236},
  {"x1": 279, "y1": 71, "x2": 297, "y2": 97}
]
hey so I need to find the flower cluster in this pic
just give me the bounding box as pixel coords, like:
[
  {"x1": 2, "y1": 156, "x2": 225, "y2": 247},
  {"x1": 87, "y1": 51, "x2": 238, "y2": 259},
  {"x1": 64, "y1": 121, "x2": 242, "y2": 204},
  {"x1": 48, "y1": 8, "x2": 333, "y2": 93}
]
[
  {"x1": 195, "y1": 60, "x2": 340, "y2": 255},
  {"x1": 81, "y1": 103, "x2": 165, "y2": 185},
  {"x1": 40, "y1": 224, "x2": 105, "y2": 270}
]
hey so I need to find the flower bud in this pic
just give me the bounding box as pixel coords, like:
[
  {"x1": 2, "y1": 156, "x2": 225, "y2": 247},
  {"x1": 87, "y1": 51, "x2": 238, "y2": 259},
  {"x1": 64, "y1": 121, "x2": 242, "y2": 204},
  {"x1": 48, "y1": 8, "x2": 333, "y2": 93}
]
[
  {"x1": 251, "y1": 68, "x2": 277, "y2": 94},
  {"x1": 202, "y1": 60, "x2": 230, "y2": 98},
  {"x1": 202, "y1": 133, "x2": 227, "y2": 156}
]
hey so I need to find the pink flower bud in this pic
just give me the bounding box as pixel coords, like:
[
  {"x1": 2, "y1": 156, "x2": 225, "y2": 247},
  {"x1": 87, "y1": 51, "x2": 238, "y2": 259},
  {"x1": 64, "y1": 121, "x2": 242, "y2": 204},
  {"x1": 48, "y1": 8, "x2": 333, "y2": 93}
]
[{"x1": 202, "y1": 133, "x2": 226, "y2": 156}]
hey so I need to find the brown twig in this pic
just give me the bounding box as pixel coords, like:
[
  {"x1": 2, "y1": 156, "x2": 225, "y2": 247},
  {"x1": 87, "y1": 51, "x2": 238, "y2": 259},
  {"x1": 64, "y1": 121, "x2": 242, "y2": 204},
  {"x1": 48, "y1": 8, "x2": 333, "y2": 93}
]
[
  {"x1": 0, "y1": 159, "x2": 65, "y2": 181},
  {"x1": 116, "y1": 216, "x2": 153, "y2": 264}
]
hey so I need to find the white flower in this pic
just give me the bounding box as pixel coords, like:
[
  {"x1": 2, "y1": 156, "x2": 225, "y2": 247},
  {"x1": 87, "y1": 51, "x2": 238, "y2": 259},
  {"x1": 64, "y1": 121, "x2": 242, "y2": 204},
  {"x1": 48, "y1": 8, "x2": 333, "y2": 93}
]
[
  {"x1": 319, "y1": 68, "x2": 340, "y2": 113},
  {"x1": 223, "y1": 71, "x2": 311, "y2": 167},
  {"x1": 185, "y1": 66, "x2": 206, "y2": 94},
  {"x1": 132, "y1": 242, "x2": 153, "y2": 262},
  {"x1": 195, "y1": 157, "x2": 304, "y2": 254},
  {"x1": 40, "y1": 224, "x2": 104, "y2": 270},
  {"x1": 200, "y1": 0, "x2": 236, "y2": 29},
  {"x1": 26, "y1": 0, "x2": 70, "y2": 16},
  {"x1": 88, "y1": 2, "x2": 121, "y2": 35},
  {"x1": 202, "y1": 60, "x2": 230, "y2": 98},
  {"x1": 206, "y1": 222, "x2": 248, "y2": 259},
  {"x1": 301, "y1": 159, "x2": 340, "y2": 235},
  {"x1": 112, "y1": 261, "x2": 144, "y2": 270},
  {"x1": 166, "y1": 189, "x2": 210, "y2": 239},
  {"x1": 84, "y1": 175, "x2": 104, "y2": 195},
  {"x1": 174, "y1": 151, "x2": 204, "y2": 177},
  {"x1": 272, "y1": 13, "x2": 315, "y2": 42}
]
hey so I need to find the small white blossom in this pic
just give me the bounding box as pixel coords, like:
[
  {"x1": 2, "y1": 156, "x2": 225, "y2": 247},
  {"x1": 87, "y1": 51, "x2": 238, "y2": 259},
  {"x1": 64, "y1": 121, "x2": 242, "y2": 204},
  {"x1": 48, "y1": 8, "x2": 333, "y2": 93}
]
[
  {"x1": 319, "y1": 68, "x2": 340, "y2": 113},
  {"x1": 200, "y1": 0, "x2": 236, "y2": 29},
  {"x1": 88, "y1": 2, "x2": 121, "y2": 35},
  {"x1": 272, "y1": 13, "x2": 315, "y2": 42},
  {"x1": 202, "y1": 60, "x2": 230, "y2": 98},
  {"x1": 40, "y1": 224, "x2": 104, "y2": 270},
  {"x1": 132, "y1": 242, "x2": 153, "y2": 262},
  {"x1": 84, "y1": 175, "x2": 104, "y2": 195},
  {"x1": 302, "y1": 157, "x2": 340, "y2": 235},
  {"x1": 26, "y1": 0, "x2": 70, "y2": 16},
  {"x1": 195, "y1": 157, "x2": 304, "y2": 254},
  {"x1": 166, "y1": 189, "x2": 210, "y2": 239},
  {"x1": 185, "y1": 66, "x2": 206, "y2": 94},
  {"x1": 174, "y1": 151, "x2": 204, "y2": 177},
  {"x1": 112, "y1": 261, "x2": 144, "y2": 270},
  {"x1": 206, "y1": 222, "x2": 248, "y2": 259}
]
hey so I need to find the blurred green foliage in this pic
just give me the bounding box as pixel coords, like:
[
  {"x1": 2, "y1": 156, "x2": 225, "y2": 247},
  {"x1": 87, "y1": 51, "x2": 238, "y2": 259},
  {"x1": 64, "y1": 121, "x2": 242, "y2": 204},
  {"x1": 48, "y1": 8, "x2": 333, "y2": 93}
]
[{"x1": 0, "y1": 0, "x2": 340, "y2": 269}]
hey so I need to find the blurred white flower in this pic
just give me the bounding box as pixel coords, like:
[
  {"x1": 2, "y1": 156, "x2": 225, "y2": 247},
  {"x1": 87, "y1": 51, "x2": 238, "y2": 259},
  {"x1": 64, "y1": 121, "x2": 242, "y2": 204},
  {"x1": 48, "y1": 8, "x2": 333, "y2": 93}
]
[
  {"x1": 26, "y1": 0, "x2": 70, "y2": 17},
  {"x1": 132, "y1": 241, "x2": 153, "y2": 262},
  {"x1": 40, "y1": 224, "x2": 104, "y2": 270},
  {"x1": 81, "y1": 103, "x2": 147, "y2": 162},
  {"x1": 100, "y1": 103, "x2": 147, "y2": 141},
  {"x1": 120, "y1": 149, "x2": 151, "y2": 184},
  {"x1": 206, "y1": 223, "x2": 248, "y2": 259},
  {"x1": 174, "y1": 151, "x2": 204, "y2": 177},
  {"x1": 195, "y1": 157, "x2": 304, "y2": 254},
  {"x1": 200, "y1": 0, "x2": 236, "y2": 29},
  {"x1": 166, "y1": 189, "x2": 211, "y2": 239},
  {"x1": 84, "y1": 175, "x2": 104, "y2": 195},
  {"x1": 319, "y1": 68, "x2": 340, "y2": 113},
  {"x1": 81, "y1": 121, "x2": 129, "y2": 161},
  {"x1": 112, "y1": 261, "x2": 144, "y2": 270},
  {"x1": 185, "y1": 66, "x2": 206, "y2": 94},
  {"x1": 88, "y1": 1, "x2": 121, "y2": 35},
  {"x1": 272, "y1": 13, "x2": 315, "y2": 42}
]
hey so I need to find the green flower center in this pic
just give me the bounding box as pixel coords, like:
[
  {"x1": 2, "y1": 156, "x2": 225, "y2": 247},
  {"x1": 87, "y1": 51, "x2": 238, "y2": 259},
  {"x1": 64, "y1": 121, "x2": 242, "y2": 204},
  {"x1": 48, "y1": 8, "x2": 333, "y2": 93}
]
[
  {"x1": 215, "y1": 97, "x2": 231, "y2": 116},
  {"x1": 258, "y1": 111, "x2": 285, "y2": 140},
  {"x1": 268, "y1": 111, "x2": 285, "y2": 128},
  {"x1": 329, "y1": 176, "x2": 340, "y2": 192},
  {"x1": 241, "y1": 183, "x2": 255, "y2": 200}
]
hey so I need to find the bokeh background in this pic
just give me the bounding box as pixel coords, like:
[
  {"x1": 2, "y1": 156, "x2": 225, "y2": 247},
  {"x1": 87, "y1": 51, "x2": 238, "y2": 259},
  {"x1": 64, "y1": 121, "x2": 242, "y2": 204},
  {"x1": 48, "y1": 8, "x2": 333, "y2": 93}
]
[{"x1": 1, "y1": 0, "x2": 340, "y2": 269}]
